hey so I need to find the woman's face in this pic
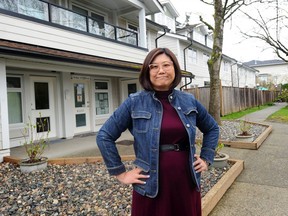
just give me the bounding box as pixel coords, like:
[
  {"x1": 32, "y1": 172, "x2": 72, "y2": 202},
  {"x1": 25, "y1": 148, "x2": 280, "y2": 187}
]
[{"x1": 149, "y1": 53, "x2": 175, "y2": 91}]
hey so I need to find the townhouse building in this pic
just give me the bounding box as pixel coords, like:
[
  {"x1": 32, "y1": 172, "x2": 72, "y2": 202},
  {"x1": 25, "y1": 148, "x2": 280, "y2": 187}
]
[
  {"x1": 151, "y1": 1, "x2": 257, "y2": 89},
  {"x1": 0, "y1": 0, "x2": 256, "y2": 161},
  {"x1": 0, "y1": 0, "x2": 197, "y2": 161}
]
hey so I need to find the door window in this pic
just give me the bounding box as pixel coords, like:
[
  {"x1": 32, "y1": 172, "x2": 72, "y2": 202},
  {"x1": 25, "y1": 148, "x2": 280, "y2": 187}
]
[
  {"x1": 34, "y1": 82, "x2": 49, "y2": 110},
  {"x1": 74, "y1": 83, "x2": 85, "y2": 107}
]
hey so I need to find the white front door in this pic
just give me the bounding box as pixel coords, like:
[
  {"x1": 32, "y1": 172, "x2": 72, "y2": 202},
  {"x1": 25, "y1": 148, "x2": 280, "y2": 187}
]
[
  {"x1": 30, "y1": 76, "x2": 57, "y2": 138},
  {"x1": 73, "y1": 80, "x2": 91, "y2": 134}
]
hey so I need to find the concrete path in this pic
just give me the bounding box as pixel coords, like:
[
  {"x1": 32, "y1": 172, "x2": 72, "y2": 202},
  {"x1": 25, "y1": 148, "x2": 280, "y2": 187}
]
[
  {"x1": 10, "y1": 103, "x2": 288, "y2": 216},
  {"x1": 210, "y1": 102, "x2": 288, "y2": 216}
]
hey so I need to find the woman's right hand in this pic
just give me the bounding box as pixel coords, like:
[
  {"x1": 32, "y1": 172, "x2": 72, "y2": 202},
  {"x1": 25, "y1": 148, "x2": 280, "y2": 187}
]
[{"x1": 116, "y1": 167, "x2": 150, "y2": 185}]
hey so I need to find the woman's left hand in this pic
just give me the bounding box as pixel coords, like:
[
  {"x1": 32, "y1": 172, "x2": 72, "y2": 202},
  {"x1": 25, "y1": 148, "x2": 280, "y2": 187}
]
[{"x1": 193, "y1": 154, "x2": 208, "y2": 173}]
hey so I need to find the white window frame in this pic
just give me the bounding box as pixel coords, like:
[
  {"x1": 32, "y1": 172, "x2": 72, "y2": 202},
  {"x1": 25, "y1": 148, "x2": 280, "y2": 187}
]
[
  {"x1": 188, "y1": 49, "x2": 197, "y2": 64},
  {"x1": 94, "y1": 79, "x2": 112, "y2": 118},
  {"x1": 70, "y1": 1, "x2": 107, "y2": 21},
  {"x1": 7, "y1": 75, "x2": 24, "y2": 126}
]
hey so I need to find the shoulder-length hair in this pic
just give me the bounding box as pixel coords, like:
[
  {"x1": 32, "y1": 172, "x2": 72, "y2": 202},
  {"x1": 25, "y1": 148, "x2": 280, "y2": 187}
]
[{"x1": 139, "y1": 47, "x2": 182, "y2": 91}]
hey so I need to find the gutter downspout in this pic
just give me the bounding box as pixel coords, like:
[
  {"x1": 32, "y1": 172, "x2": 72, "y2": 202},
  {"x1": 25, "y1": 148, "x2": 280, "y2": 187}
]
[
  {"x1": 155, "y1": 26, "x2": 169, "y2": 48},
  {"x1": 182, "y1": 30, "x2": 193, "y2": 90},
  {"x1": 180, "y1": 76, "x2": 193, "y2": 91}
]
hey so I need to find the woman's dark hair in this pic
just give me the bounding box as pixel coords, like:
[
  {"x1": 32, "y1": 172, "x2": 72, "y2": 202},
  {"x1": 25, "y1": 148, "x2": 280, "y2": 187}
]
[{"x1": 139, "y1": 47, "x2": 182, "y2": 91}]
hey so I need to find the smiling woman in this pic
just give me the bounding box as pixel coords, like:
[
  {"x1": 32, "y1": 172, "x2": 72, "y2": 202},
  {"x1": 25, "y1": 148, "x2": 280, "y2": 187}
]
[
  {"x1": 148, "y1": 55, "x2": 175, "y2": 91},
  {"x1": 96, "y1": 47, "x2": 219, "y2": 216}
]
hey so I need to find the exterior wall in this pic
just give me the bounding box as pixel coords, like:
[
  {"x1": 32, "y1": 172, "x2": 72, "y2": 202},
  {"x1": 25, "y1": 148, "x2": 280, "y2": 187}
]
[
  {"x1": 3, "y1": 56, "x2": 141, "y2": 148},
  {"x1": 254, "y1": 64, "x2": 288, "y2": 85},
  {"x1": 0, "y1": 13, "x2": 147, "y2": 64}
]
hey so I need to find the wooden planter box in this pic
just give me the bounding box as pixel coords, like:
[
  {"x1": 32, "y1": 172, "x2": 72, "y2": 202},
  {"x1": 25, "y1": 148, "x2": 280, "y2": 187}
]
[
  {"x1": 4, "y1": 155, "x2": 243, "y2": 215},
  {"x1": 220, "y1": 121, "x2": 273, "y2": 150},
  {"x1": 202, "y1": 159, "x2": 244, "y2": 216}
]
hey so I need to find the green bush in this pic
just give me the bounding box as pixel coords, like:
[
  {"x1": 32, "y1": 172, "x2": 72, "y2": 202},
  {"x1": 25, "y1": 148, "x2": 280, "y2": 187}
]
[{"x1": 276, "y1": 89, "x2": 288, "y2": 102}]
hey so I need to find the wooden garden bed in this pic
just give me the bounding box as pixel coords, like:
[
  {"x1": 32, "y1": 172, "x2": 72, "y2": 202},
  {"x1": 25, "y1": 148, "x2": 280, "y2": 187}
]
[{"x1": 220, "y1": 121, "x2": 273, "y2": 150}]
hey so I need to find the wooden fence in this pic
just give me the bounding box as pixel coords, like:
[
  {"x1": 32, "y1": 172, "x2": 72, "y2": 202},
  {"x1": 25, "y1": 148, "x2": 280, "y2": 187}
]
[{"x1": 184, "y1": 86, "x2": 279, "y2": 116}]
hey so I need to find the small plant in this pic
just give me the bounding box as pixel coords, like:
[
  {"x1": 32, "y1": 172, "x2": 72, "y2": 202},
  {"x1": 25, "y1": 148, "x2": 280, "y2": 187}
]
[
  {"x1": 196, "y1": 140, "x2": 225, "y2": 158},
  {"x1": 21, "y1": 113, "x2": 50, "y2": 163},
  {"x1": 215, "y1": 143, "x2": 224, "y2": 157},
  {"x1": 238, "y1": 120, "x2": 252, "y2": 136}
]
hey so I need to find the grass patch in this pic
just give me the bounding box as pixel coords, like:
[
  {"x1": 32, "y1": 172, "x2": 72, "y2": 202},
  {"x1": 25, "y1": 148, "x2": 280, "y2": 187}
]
[
  {"x1": 221, "y1": 104, "x2": 272, "y2": 120},
  {"x1": 267, "y1": 105, "x2": 288, "y2": 123}
]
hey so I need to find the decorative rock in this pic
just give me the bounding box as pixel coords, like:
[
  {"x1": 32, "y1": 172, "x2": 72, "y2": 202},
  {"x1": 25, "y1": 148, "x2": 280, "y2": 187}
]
[{"x1": 0, "y1": 161, "x2": 231, "y2": 215}]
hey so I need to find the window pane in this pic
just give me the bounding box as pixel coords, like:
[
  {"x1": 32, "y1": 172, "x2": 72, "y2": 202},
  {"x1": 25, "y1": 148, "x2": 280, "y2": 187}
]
[
  {"x1": 74, "y1": 83, "x2": 85, "y2": 107},
  {"x1": 35, "y1": 82, "x2": 49, "y2": 110},
  {"x1": 8, "y1": 92, "x2": 23, "y2": 124},
  {"x1": 95, "y1": 93, "x2": 109, "y2": 115},
  {"x1": 7, "y1": 77, "x2": 21, "y2": 88},
  {"x1": 76, "y1": 114, "x2": 86, "y2": 127},
  {"x1": 72, "y1": 5, "x2": 88, "y2": 16},
  {"x1": 36, "y1": 117, "x2": 50, "y2": 132},
  {"x1": 128, "y1": 83, "x2": 137, "y2": 95},
  {"x1": 95, "y1": 82, "x2": 108, "y2": 90}
]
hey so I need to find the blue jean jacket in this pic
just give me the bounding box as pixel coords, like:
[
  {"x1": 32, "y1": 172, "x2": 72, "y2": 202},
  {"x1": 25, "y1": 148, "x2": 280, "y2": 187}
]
[{"x1": 96, "y1": 89, "x2": 219, "y2": 198}]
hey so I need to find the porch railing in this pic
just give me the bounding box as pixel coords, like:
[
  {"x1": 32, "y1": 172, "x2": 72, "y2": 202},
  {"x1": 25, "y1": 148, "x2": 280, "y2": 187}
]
[{"x1": 0, "y1": 0, "x2": 138, "y2": 46}]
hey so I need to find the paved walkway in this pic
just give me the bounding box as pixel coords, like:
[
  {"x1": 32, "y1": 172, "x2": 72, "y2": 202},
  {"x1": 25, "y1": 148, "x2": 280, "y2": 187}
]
[
  {"x1": 10, "y1": 103, "x2": 288, "y2": 216},
  {"x1": 210, "y1": 102, "x2": 288, "y2": 216}
]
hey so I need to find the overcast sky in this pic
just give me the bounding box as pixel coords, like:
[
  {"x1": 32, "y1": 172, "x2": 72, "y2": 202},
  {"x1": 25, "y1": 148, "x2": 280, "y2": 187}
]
[{"x1": 169, "y1": 0, "x2": 279, "y2": 63}]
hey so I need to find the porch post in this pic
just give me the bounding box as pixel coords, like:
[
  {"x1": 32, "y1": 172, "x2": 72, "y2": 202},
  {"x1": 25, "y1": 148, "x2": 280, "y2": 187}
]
[
  {"x1": 0, "y1": 58, "x2": 10, "y2": 161},
  {"x1": 61, "y1": 72, "x2": 74, "y2": 139},
  {"x1": 138, "y1": 8, "x2": 147, "y2": 48}
]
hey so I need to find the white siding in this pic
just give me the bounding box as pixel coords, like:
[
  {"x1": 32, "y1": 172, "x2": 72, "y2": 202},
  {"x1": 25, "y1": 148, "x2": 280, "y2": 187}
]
[
  {"x1": 0, "y1": 14, "x2": 147, "y2": 64},
  {"x1": 254, "y1": 64, "x2": 288, "y2": 84}
]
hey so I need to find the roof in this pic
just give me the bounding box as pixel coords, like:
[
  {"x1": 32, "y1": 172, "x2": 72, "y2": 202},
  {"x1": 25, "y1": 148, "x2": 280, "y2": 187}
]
[
  {"x1": 244, "y1": 59, "x2": 286, "y2": 67},
  {"x1": 0, "y1": 39, "x2": 194, "y2": 78}
]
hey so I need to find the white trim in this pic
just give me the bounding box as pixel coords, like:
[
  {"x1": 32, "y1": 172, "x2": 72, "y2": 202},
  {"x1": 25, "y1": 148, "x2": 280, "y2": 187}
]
[
  {"x1": 94, "y1": 78, "x2": 113, "y2": 118},
  {"x1": 0, "y1": 59, "x2": 10, "y2": 149}
]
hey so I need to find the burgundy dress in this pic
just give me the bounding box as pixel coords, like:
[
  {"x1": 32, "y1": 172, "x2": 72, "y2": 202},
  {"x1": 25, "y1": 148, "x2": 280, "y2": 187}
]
[{"x1": 131, "y1": 91, "x2": 201, "y2": 216}]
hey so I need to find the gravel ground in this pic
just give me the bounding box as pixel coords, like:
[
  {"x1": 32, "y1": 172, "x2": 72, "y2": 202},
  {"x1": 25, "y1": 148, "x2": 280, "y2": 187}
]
[
  {"x1": 0, "y1": 120, "x2": 266, "y2": 215},
  {"x1": 0, "y1": 161, "x2": 232, "y2": 216}
]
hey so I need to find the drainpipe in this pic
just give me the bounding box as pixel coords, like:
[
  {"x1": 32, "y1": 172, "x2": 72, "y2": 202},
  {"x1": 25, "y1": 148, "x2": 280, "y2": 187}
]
[
  {"x1": 180, "y1": 75, "x2": 193, "y2": 91},
  {"x1": 155, "y1": 26, "x2": 170, "y2": 48},
  {"x1": 182, "y1": 30, "x2": 193, "y2": 89},
  {"x1": 183, "y1": 34, "x2": 193, "y2": 71}
]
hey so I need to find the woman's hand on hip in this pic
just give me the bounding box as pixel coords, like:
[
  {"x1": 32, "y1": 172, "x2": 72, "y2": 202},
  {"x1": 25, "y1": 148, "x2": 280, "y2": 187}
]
[
  {"x1": 193, "y1": 154, "x2": 208, "y2": 173},
  {"x1": 116, "y1": 167, "x2": 150, "y2": 185}
]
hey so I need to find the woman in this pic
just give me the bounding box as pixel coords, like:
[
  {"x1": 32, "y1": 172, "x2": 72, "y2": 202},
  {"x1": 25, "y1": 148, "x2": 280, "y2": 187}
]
[{"x1": 96, "y1": 48, "x2": 219, "y2": 216}]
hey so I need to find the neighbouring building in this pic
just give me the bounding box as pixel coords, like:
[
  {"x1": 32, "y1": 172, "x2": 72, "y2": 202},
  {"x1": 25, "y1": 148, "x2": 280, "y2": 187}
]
[{"x1": 245, "y1": 59, "x2": 288, "y2": 89}]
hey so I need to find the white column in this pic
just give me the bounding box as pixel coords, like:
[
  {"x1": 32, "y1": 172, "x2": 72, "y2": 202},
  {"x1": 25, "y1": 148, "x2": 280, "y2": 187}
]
[
  {"x1": 61, "y1": 72, "x2": 74, "y2": 139},
  {"x1": 0, "y1": 59, "x2": 10, "y2": 150},
  {"x1": 138, "y1": 8, "x2": 147, "y2": 48}
]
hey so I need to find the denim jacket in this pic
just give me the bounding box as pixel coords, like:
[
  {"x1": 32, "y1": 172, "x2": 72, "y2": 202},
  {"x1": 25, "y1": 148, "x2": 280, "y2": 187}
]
[{"x1": 96, "y1": 89, "x2": 219, "y2": 198}]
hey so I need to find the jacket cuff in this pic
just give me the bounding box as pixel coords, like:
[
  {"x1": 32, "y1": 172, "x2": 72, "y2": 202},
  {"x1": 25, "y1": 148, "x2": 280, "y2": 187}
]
[{"x1": 107, "y1": 164, "x2": 126, "y2": 176}]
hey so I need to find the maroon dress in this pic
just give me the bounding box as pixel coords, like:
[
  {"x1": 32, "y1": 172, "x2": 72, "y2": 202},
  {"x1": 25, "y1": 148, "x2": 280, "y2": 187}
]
[{"x1": 131, "y1": 91, "x2": 201, "y2": 216}]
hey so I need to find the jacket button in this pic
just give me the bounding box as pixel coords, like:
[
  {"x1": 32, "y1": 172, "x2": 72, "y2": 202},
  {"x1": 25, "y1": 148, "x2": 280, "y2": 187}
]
[
  {"x1": 177, "y1": 107, "x2": 181, "y2": 110},
  {"x1": 169, "y1": 96, "x2": 173, "y2": 99},
  {"x1": 186, "y1": 124, "x2": 190, "y2": 128}
]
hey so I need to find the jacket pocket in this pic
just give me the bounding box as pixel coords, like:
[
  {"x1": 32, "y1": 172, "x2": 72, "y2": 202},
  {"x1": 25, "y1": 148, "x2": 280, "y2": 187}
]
[
  {"x1": 131, "y1": 111, "x2": 152, "y2": 133},
  {"x1": 184, "y1": 108, "x2": 198, "y2": 129}
]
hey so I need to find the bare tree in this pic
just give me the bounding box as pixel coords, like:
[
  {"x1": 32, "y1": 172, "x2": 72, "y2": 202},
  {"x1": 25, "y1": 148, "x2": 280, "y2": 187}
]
[
  {"x1": 240, "y1": 0, "x2": 288, "y2": 62},
  {"x1": 199, "y1": 0, "x2": 259, "y2": 124}
]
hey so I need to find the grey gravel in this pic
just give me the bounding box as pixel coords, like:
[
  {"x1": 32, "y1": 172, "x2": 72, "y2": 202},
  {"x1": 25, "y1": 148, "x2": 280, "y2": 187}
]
[
  {"x1": 0, "y1": 161, "x2": 231, "y2": 215},
  {"x1": 197, "y1": 120, "x2": 267, "y2": 142},
  {"x1": 0, "y1": 120, "x2": 265, "y2": 215}
]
